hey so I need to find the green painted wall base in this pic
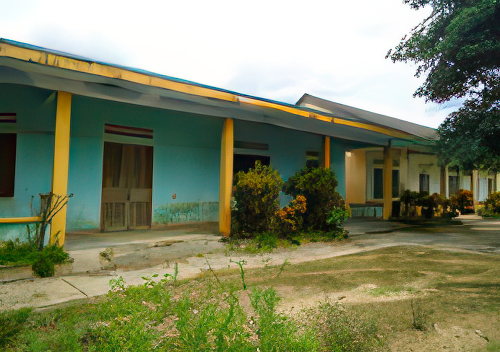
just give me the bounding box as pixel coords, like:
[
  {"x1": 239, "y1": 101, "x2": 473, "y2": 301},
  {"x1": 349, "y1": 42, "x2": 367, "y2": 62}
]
[
  {"x1": 153, "y1": 202, "x2": 218, "y2": 225},
  {"x1": 0, "y1": 223, "x2": 38, "y2": 243}
]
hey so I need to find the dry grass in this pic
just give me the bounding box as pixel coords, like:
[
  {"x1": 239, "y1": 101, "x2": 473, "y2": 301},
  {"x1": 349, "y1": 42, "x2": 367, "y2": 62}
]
[{"x1": 210, "y1": 245, "x2": 500, "y2": 351}]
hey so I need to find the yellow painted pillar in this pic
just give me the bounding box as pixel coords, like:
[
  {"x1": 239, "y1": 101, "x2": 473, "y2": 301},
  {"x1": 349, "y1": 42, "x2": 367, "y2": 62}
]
[
  {"x1": 324, "y1": 136, "x2": 330, "y2": 169},
  {"x1": 383, "y1": 146, "x2": 393, "y2": 220},
  {"x1": 50, "y1": 91, "x2": 72, "y2": 246},
  {"x1": 219, "y1": 118, "x2": 234, "y2": 237}
]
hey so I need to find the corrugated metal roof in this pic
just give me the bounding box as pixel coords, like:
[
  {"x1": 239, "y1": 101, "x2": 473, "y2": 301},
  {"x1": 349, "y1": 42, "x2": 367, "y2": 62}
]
[{"x1": 296, "y1": 93, "x2": 438, "y2": 141}]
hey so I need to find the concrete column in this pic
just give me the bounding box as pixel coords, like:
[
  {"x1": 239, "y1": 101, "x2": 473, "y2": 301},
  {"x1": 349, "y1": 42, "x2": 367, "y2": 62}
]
[
  {"x1": 399, "y1": 148, "x2": 408, "y2": 193},
  {"x1": 496, "y1": 173, "x2": 500, "y2": 193},
  {"x1": 50, "y1": 91, "x2": 72, "y2": 246},
  {"x1": 472, "y1": 170, "x2": 479, "y2": 204},
  {"x1": 445, "y1": 167, "x2": 450, "y2": 199},
  {"x1": 383, "y1": 147, "x2": 393, "y2": 220},
  {"x1": 440, "y1": 166, "x2": 447, "y2": 198},
  {"x1": 219, "y1": 118, "x2": 234, "y2": 237},
  {"x1": 324, "y1": 136, "x2": 330, "y2": 169}
]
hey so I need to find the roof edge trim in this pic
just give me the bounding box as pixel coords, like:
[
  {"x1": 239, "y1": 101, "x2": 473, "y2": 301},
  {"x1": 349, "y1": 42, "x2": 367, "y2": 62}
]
[{"x1": 0, "y1": 40, "x2": 423, "y2": 141}]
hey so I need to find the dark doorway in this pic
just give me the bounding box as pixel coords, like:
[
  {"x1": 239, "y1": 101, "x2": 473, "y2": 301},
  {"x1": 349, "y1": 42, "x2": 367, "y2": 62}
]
[
  {"x1": 101, "y1": 142, "x2": 153, "y2": 231},
  {"x1": 233, "y1": 154, "x2": 270, "y2": 174}
]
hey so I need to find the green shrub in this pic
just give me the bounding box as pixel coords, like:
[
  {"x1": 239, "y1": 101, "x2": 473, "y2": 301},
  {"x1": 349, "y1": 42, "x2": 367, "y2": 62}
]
[
  {"x1": 0, "y1": 241, "x2": 69, "y2": 277},
  {"x1": 327, "y1": 205, "x2": 350, "y2": 228},
  {"x1": 283, "y1": 167, "x2": 346, "y2": 230},
  {"x1": 232, "y1": 161, "x2": 283, "y2": 237},
  {"x1": 400, "y1": 190, "x2": 457, "y2": 219},
  {"x1": 400, "y1": 190, "x2": 420, "y2": 216},
  {"x1": 484, "y1": 191, "x2": 500, "y2": 215},
  {"x1": 451, "y1": 189, "x2": 474, "y2": 214},
  {"x1": 32, "y1": 255, "x2": 55, "y2": 278}
]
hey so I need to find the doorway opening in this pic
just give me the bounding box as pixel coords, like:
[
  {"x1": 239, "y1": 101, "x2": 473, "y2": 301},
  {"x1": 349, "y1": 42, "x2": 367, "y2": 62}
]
[{"x1": 100, "y1": 142, "x2": 153, "y2": 231}]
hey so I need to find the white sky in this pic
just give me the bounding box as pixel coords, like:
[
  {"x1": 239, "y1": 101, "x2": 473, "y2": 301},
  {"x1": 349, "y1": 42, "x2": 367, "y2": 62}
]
[{"x1": 0, "y1": 0, "x2": 460, "y2": 128}]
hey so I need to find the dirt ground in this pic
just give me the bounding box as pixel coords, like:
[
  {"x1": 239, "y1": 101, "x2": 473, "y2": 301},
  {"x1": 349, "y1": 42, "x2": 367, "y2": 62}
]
[{"x1": 3, "y1": 216, "x2": 500, "y2": 351}]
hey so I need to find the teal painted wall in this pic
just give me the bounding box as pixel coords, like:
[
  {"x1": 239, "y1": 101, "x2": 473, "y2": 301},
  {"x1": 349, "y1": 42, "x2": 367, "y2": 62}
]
[
  {"x1": 1, "y1": 84, "x2": 353, "y2": 238},
  {"x1": 0, "y1": 85, "x2": 55, "y2": 223},
  {"x1": 234, "y1": 120, "x2": 322, "y2": 180},
  {"x1": 66, "y1": 137, "x2": 103, "y2": 229},
  {"x1": 330, "y1": 139, "x2": 347, "y2": 198},
  {"x1": 234, "y1": 120, "x2": 348, "y2": 200},
  {"x1": 68, "y1": 96, "x2": 223, "y2": 229}
]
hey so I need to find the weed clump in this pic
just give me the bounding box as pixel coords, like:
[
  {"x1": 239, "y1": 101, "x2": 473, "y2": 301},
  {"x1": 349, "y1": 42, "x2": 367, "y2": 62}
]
[
  {"x1": 0, "y1": 308, "x2": 32, "y2": 349},
  {"x1": 307, "y1": 301, "x2": 381, "y2": 352},
  {"x1": 0, "y1": 241, "x2": 69, "y2": 277}
]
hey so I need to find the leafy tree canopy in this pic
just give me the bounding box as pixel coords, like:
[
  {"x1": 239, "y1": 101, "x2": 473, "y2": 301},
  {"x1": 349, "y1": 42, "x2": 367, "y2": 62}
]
[{"x1": 387, "y1": 0, "x2": 500, "y2": 170}]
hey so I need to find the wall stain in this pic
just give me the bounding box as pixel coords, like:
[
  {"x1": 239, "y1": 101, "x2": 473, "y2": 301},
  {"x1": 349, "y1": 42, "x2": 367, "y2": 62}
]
[{"x1": 154, "y1": 201, "x2": 218, "y2": 225}]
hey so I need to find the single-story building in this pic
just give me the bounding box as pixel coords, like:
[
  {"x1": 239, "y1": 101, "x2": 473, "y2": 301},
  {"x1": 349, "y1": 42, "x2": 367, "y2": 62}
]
[
  {"x1": 298, "y1": 94, "x2": 500, "y2": 217},
  {"x1": 0, "y1": 39, "x2": 469, "y2": 245}
]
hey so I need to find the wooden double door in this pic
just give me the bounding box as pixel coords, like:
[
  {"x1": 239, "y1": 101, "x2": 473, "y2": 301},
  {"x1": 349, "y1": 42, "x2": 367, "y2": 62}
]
[{"x1": 101, "y1": 142, "x2": 153, "y2": 231}]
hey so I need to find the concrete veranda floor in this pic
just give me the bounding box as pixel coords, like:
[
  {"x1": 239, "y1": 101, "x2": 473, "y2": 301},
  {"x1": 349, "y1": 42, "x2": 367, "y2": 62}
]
[{"x1": 2, "y1": 215, "x2": 499, "y2": 311}]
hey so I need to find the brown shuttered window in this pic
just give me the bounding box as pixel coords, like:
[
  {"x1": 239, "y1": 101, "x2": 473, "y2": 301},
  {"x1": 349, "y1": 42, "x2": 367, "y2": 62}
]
[{"x1": 0, "y1": 133, "x2": 16, "y2": 197}]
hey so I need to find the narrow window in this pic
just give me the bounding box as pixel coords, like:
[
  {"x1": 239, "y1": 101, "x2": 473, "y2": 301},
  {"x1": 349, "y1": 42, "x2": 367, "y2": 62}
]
[
  {"x1": 392, "y1": 169, "x2": 400, "y2": 198},
  {"x1": 233, "y1": 141, "x2": 270, "y2": 174},
  {"x1": 0, "y1": 133, "x2": 16, "y2": 197},
  {"x1": 373, "y1": 168, "x2": 383, "y2": 199},
  {"x1": 449, "y1": 175, "x2": 459, "y2": 197},
  {"x1": 306, "y1": 151, "x2": 319, "y2": 168},
  {"x1": 419, "y1": 174, "x2": 430, "y2": 194}
]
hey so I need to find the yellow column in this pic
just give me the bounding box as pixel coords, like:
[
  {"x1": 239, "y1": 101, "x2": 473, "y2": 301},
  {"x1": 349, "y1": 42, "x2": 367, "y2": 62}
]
[
  {"x1": 324, "y1": 136, "x2": 330, "y2": 169},
  {"x1": 219, "y1": 118, "x2": 234, "y2": 237},
  {"x1": 383, "y1": 146, "x2": 393, "y2": 220},
  {"x1": 50, "y1": 91, "x2": 72, "y2": 246}
]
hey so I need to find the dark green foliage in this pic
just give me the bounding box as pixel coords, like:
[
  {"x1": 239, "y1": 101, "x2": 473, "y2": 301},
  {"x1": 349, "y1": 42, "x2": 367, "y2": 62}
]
[
  {"x1": 483, "y1": 191, "x2": 500, "y2": 215},
  {"x1": 388, "y1": 0, "x2": 500, "y2": 169},
  {"x1": 451, "y1": 189, "x2": 474, "y2": 214},
  {"x1": 0, "y1": 241, "x2": 69, "y2": 277},
  {"x1": 232, "y1": 161, "x2": 283, "y2": 237},
  {"x1": 399, "y1": 191, "x2": 457, "y2": 219},
  {"x1": 283, "y1": 167, "x2": 346, "y2": 230},
  {"x1": 436, "y1": 102, "x2": 500, "y2": 171},
  {"x1": 32, "y1": 255, "x2": 55, "y2": 278},
  {"x1": 388, "y1": 0, "x2": 500, "y2": 105},
  {"x1": 400, "y1": 190, "x2": 420, "y2": 216},
  {"x1": 0, "y1": 308, "x2": 32, "y2": 349},
  {"x1": 0, "y1": 241, "x2": 38, "y2": 265}
]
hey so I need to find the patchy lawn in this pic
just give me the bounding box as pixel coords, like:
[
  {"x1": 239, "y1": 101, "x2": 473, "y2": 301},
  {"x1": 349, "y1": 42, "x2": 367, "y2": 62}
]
[{"x1": 2, "y1": 246, "x2": 500, "y2": 351}]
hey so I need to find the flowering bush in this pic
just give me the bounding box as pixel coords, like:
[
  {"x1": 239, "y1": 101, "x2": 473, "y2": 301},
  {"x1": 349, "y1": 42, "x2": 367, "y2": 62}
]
[
  {"x1": 274, "y1": 195, "x2": 307, "y2": 238},
  {"x1": 450, "y1": 189, "x2": 474, "y2": 214},
  {"x1": 283, "y1": 167, "x2": 346, "y2": 230},
  {"x1": 483, "y1": 191, "x2": 500, "y2": 216}
]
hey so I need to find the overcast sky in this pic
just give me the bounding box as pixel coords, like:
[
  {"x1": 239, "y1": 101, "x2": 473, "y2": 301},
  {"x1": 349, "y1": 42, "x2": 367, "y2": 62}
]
[{"x1": 0, "y1": 0, "x2": 461, "y2": 128}]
